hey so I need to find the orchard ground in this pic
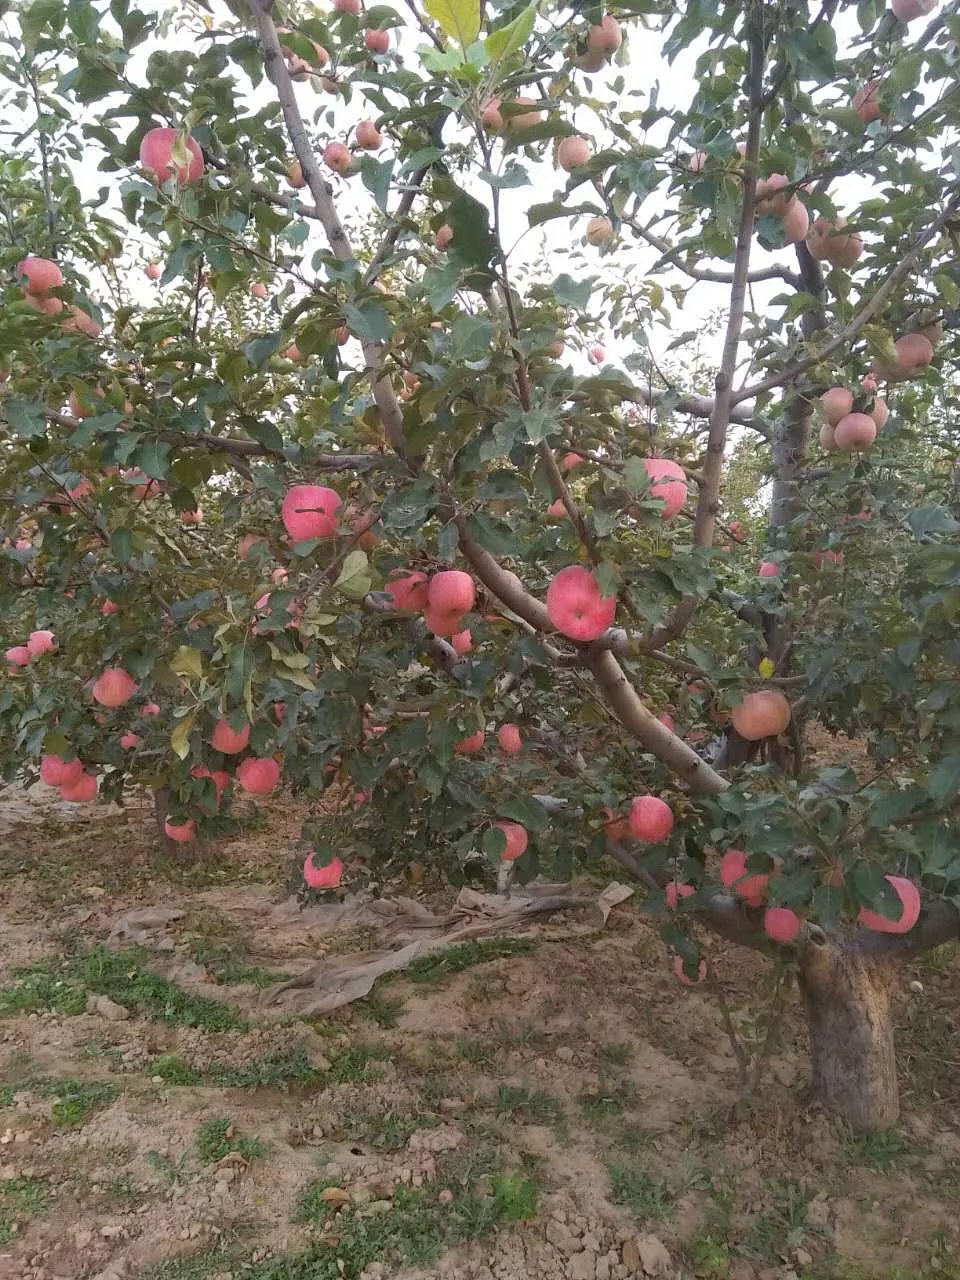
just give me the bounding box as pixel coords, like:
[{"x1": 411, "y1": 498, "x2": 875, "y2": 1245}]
[{"x1": 0, "y1": 747, "x2": 958, "y2": 1280}]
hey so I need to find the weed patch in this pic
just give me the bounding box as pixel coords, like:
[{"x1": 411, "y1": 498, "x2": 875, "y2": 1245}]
[
  {"x1": 405, "y1": 938, "x2": 535, "y2": 985},
  {"x1": 195, "y1": 1118, "x2": 266, "y2": 1163}
]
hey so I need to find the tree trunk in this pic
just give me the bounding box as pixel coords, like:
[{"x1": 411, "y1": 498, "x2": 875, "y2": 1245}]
[{"x1": 798, "y1": 937, "x2": 899, "y2": 1132}]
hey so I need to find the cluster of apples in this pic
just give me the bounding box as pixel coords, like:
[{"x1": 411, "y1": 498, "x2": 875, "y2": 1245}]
[
  {"x1": 573, "y1": 14, "x2": 622, "y2": 73},
  {"x1": 819, "y1": 380, "x2": 889, "y2": 452},
  {"x1": 5, "y1": 629, "x2": 56, "y2": 671},
  {"x1": 384, "y1": 567, "x2": 476, "y2": 652},
  {"x1": 16, "y1": 256, "x2": 101, "y2": 338},
  {"x1": 755, "y1": 174, "x2": 809, "y2": 245}
]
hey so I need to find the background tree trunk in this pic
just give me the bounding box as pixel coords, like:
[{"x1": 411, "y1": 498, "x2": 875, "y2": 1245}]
[{"x1": 798, "y1": 937, "x2": 900, "y2": 1132}]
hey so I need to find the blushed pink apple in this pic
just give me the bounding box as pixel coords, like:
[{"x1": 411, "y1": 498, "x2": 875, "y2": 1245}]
[
  {"x1": 364, "y1": 28, "x2": 390, "y2": 52},
  {"x1": 451, "y1": 629, "x2": 472, "y2": 654},
  {"x1": 546, "y1": 565, "x2": 616, "y2": 641},
  {"x1": 497, "y1": 723, "x2": 522, "y2": 754},
  {"x1": 101, "y1": 599, "x2": 120, "y2": 616},
  {"x1": 282, "y1": 484, "x2": 342, "y2": 540},
  {"x1": 657, "y1": 711, "x2": 676, "y2": 732},
  {"x1": 287, "y1": 159, "x2": 306, "y2": 189},
  {"x1": 853, "y1": 80, "x2": 883, "y2": 124},
  {"x1": 210, "y1": 719, "x2": 251, "y2": 754},
  {"x1": 139, "y1": 126, "x2": 204, "y2": 183},
  {"x1": 562, "y1": 451, "x2": 585, "y2": 471},
  {"x1": 643, "y1": 457, "x2": 687, "y2": 519},
  {"x1": 892, "y1": 0, "x2": 936, "y2": 21},
  {"x1": 146, "y1": 263, "x2": 161, "y2": 281},
  {"x1": 481, "y1": 97, "x2": 503, "y2": 129},
  {"x1": 665, "y1": 882, "x2": 695, "y2": 909},
  {"x1": 858, "y1": 874, "x2": 921, "y2": 934},
  {"x1": 494, "y1": 821, "x2": 528, "y2": 861},
  {"x1": 585, "y1": 215, "x2": 615, "y2": 246},
  {"x1": 250, "y1": 282, "x2": 269, "y2": 300},
  {"x1": 92, "y1": 667, "x2": 138, "y2": 708},
  {"x1": 237, "y1": 756, "x2": 281, "y2": 795},
  {"x1": 61, "y1": 771, "x2": 97, "y2": 802},
  {"x1": 436, "y1": 224, "x2": 454, "y2": 250},
  {"x1": 821, "y1": 387, "x2": 853, "y2": 426},
  {"x1": 426, "y1": 570, "x2": 476, "y2": 635},
  {"x1": 758, "y1": 560, "x2": 779, "y2": 578},
  {"x1": 587, "y1": 15, "x2": 621, "y2": 53},
  {"x1": 355, "y1": 120, "x2": 382, "y2": 150},
  {"x1": 141, "y1": 702, "x2": 161, "y2": 716},
  {"x1": 730, "y1": 689, "x2": 791, "y2": 741},
  {"x1": 324, "y1": 142, "x2": 352, "y2": 174},
  {"x1": 764, "y1": 906, "x2": 802, "y2": 942},
  {"x1": 834, "y1": 412, "x2": 877, "y2": 450},
  {"x1": 557, "y1": 135, "x2": 592, "y2": 171},
  {"x1": 455, "y1": 729, "x2": 485, "y2": 754},
  {"x1": 628, "y1": 795, "x2": 674, "y2": 843},
  {"x1": 40, "y1": 754, "x2": 84, "y2": 787},
  {"x1": 119, "y1": 732, "x2": 142, "y2": 750},
  {"x1": 304, "y1": 852, "x2": 344, "y2": 889},
  {"x1": 547, "y1": 498, "x2": 567, "y2": 518},
  {"x1": 17, "y1": 255, "x2": 63, "y2": 295},
  {"x1": 164, "y1": 817, "x2": 196, "y2": 843},
  {"x1": 384, "y1": 570, "x2": 430, "y2": 612},
  {"x1": 6, "y1": 645, "x2": 31, "y2": 667},
  {"x1": 588, "y1": 344, "x2": 606, "y2": 364}
]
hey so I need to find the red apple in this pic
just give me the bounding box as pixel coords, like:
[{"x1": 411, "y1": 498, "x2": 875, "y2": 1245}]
[
  {"x1": 643, "y1": 457, "x2": 687, "y2": 519},
  {"x1": 497, "y1": 723, "x2": 522, "y2": 754},
  {"x1": 17, "y1": 256, "x2": 63, "y2": 295},
  {"x1": 92, "y1": 667, "x2": 138, "y2": 708},
  {"x1": 324, "y1": 142, "x2": 352, "y2": 174},
  {"x1": 237, "y1": 756, "x2": 281, "y2": 795},
  {"x1": 858, "y1": 874, "x2": 921, "y2": 934},
  {"x1": 546, "y1": 565, "x2": 616, "y2": 641},
  {"x1": 628, "y1": 795, "x2": 674, "y2": 843},
  {"x1": 494, "y1": 820, "x2": 528, "y2": 861},
  {"x1": 282, "y1": 484, "x2": 342, "y2": 540},
  {"x1": 304, "y1": 852, "x2": 344, "y2": 889},
  {"x1": 364, "y1": 28, "x2": 390, "y2": 53},
  {"x1": 557, "y1": 135, "x2": 592, "y2": 171},
  {"x1": 139, "y1": 126, "x2": 204, "y2": 183},
  {"x1": 355, "y1": 120, "x2": 383, "y2": 150},
  {"x1": 210, "y1": 719, "x2": 251, "y2": 754}
]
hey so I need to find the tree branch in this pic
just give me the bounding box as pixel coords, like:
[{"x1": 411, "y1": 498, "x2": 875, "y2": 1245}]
[
  {"x1": 249, "y1": 0, "x2": 408, "y2": 460},
  {"x1": 623, "y1": 215, "x2": 800, "y2": 289}
]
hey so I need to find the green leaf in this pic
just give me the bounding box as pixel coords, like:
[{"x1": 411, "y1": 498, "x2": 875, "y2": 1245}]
[
  {"x1": 484, "y1": 1, "x2": 536, "y2": 64},
  {"x1": 482, "y1": 826, "x2": 508, "y2": 857},
  {"x1": 243, "y1": 333, "x2": 281, "y2": 369},
  {"x1": 519, "y1": 409, "x2": 553, "y2": 443},
  {"x1": 424, "y1": 0, "x2": 481, "y2": 46},
  {"x1": 478, "y1": 162, "x2": 530, "y2": 190},
  {"x1": 852, "y1": 863, "x2": 902, "y2": 918},
  {"x1": 170, "y1": 710, "x2": 197, "y2": 761},
  {"x1": 622, "y1": 455, "x2": 649, "y2": 497},
  {"x1": 464, "y1": 511, "x2": 520, "y2": 557},
  {"x1": 360, "y1": 155, "x2": 395, "y2": 213},
  {"x1": 4, "y1": 397, "x2": 47, "y2": 439},
  {"x1": 343, "y1": 301, "x2": 392, "y2": 345},
  {"x1": 170, "y1": 646, "x2": 204, "y2": 679},
  {"x1": 552, "y1": 273, "x2": 594, "y2": 310},
  {"x1": 67, "y1": 0, "x2": 100, "y2": 43},
  {"x1": 134, "y1": 440, "x2": 172, "y2": 480},
  {"x1": 496, "y1": 794, "x2": 548, "y2": 833},
  {"x1": 446, "y1": 193, "x2": 497, "y2": 276},
  {"x1": 110, "y1": 528, "x2": 133, "y2": 564},
  {"x1": 334, "y1": 549, "x2": 372, "y2": 599},
  {"x1": 928, "y1": 754, "x2": 960, "y2": 806}
]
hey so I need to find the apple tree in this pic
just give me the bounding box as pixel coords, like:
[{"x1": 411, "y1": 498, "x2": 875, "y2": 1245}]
[{"x1": 2, "y1": 0, "x2": 960, "y2": 1131}]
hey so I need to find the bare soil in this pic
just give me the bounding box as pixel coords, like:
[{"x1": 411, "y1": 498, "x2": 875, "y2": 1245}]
[{"x1": 0, "y1": 783, "x2": 958, "y2": 1280}]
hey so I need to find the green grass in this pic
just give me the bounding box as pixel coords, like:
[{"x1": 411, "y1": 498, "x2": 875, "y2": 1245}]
[
  {"x1": 326, "y1": 1043, "x2": 390, "y2": 1085},
  {"x1": 0, "y1": 1078, "x2": 119, "y2": 1127},
  {"x1": 578, "y1": 1074, "x2": 636, "y2": 1127},
  {"x1": 494, "y1": 1084, "x2": 566, "y2": 1133},
  {"x1": 143, "y1": 1246, "x2": 244, "y2": 1279},
  {"x1": 742, "y1": 1177, "x2": 813, "y2": 1259},
  {"x1": 150, "y1": 1044, "x2": 326, "y2": 1091},
  {"x1": 843, "y1": 1126, "x2": 910, "y2": 1171},
  {"x1": 457, "y1": 1037, "x2": 500, "y2": 1070},
  {"x1": 0, "y1": 949, "x2": 245, "y2": 1031},
  {"x1": 606, "y1": 1162, "x2": 673, "y2": 1223},
  {"x1": 281, "y1": 1147, "x2": 535, "y2": 1280},
  {"x1": 195, "y1": 1118, "x2": 266, "y2": 1164},
  {"x1": 152, "y1": 1054, "x2": 204, "y2": 1086},
  {"x1": 405, "y1": 938, "x2": 535, "y2": 985},
  {"x1": 187, "y1": 939, "x2": 290, "y2": 988},
  {"x1": 355, "y1": 991, "x2": 403, "y2": 1028},
  {"x1": 0, "y1": 1176, "x2": 50, "y2": 1245},
  {"x1": 145, "y1": 1150, "x2": 190, "y2": 1186},
  {"x1": 343, "y1": 1105, "x2": 434, "y2": 1152}
]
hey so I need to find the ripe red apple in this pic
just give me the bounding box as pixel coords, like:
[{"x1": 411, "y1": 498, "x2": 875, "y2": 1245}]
[
  {"x1": 250, "y1": 282, "x2": 269, "y2": 300},
  {"x1": 546, "y1": 565, "x2": 616, "y2": 641},
  {"x1": 689, "y1": 150, "x2": 707, "y2": 173},
  {"x1": 210, "y1": 719, "x2": 251, "y2": 754},
  {"x1": 101, "y1": 599, "x2": 120, "y2": 616},
  {"x1": 674, "y1": 954, "x2": 707, "y2": 986},
  {"x1": 588, "y1": 344, "x2": 606, "y2": 364},
  {"x1": 546, "y1": 497, "x2": 567, "y2": 519},
  {"x1": 237, "y1": 756, "x2": 280, "y2": 795},
  {"x1": 814, "y1": 548, "x2": 843, "y2": 569},
  {"x1": 894, "y1": 332, "x2": 934, "y2": 377},
  {"x1": 181, "y1": 508, "x2": 203, "y2": 525},
  {"x1": 505, "y1": 96, "x2": 543, "y2": 130},
  {"x1": 61, "y1": 771, "x2": 98, "y2": 803},
  {"x1": 5, "y1": 645, "x2": 30, "y2": 667},
  {"x1": 238, "y1": 533, "x2": 267, "y2": 560},
  {"x1": 436, "y1": 224, "x2": 454, "y2": 250},
  {"x1": 451, "y1": 629, "x2": 472, "y2": 654},
  {"x1": 643, "y1": 457, "x2": 687, "y2": 519},
  {"x1": 455, "y1": 729, "x2": 485, "y2": 754},
  {"x1": 758, "y1": 560, "x2": 779, "y2": 578},
  {"x1": 24, "y1": 293, "x2": 64, "y2": 316},
  {"x1": 494, "y1": 820, "x2": 528, "y2": 861},
  {"x1": 892, "y1": 0, "x2": 936, "y2": 21},
  {"x1": 384, "y1": 570, "x2": 430, "y2": 612},
  {"x1": 334, "y1": 0, "x2": 361, "y2": 11},
  {"x1": 730, "y1": 689, "x2": 791, "y2": 741},
  {"x1": 585, "y1": 215, "x2": 615, "y2": 246},
  {"x1": 819, "y1": 423, "x2": 837, "y2": 451},
  {"x1": 27, "y1": 630, "x2": 56, "y2": 656},
  {"x1": 870, "y1": 397, "x2": 889, "y2": 429},
  {"x1": 304, "y1": 852, "x2": 344, "y2": 889},
  {"x1": 481, "y1": 97, "x2": 503, "y2": 130},
  {"x1": 587, "y1": 15, "x2": 622, "y2": 53},
  {"x1": 40, "y1": 754, "x2": 84, "y2": 787},
  {"x1": 497, "y1": 723, "x2": 522, "y2": 754},
  {"x1": 852, "y1": 80, "x2": 883, "y2": 124},
  {"x1": 719, "y1": 848, "x2": 770, "y2": 906},
  {"x1": 780, "y1": 200, "x2": 809, "y2": 244},
  {"x1": 63, "y1": 306, "x2": 101, "y2": 338},
  {"x1": 808, "y1": 217, "x2": 863, "y2": 267},
  {"x1": 857, "y1": 874, "x2": 921, "y2": 934},
  {"x1": 562, "y1": 451, "x2": 585, "y2": 471},
  {"x1": 92, "y1": 667, "x2": 139, "y2": 708},
  {"x1": 364, "y1": 28, "x2": 390, "y2": 53},
  {"x1": 282, "y1": 484, "x2": 342, "y2": 540},
  {"x1": 756, "y1": 174, "x2": 795, "y2": 217},
  {"x1": 426, "y1": 570, "x2": 476, "y2": 635},
  {"x1": 17, "y1": 255, "x2": 63, "y2": 295},
  {"x1": 657, "y1": 711, "x2": 676, "y2": 732},
  {"x1": 575, "y1": 45, "x2": 607, "y2": 73},
  {"x1": 145, "y1": 263, "x2": 161, "y2": 281},
  {"x1": 820, "y1": 387, "x2": 853, "y2": 426},
  {"x1": 764, "y1": 907, "x2": 802, "y2": 943},
  {"x1": 355, "y1": 120, "x2": 383, "y2": 150},
  {"x1": 665, "y1": 883, "x2": 695, "y2": 909},
  {"x1": 139, "y1": 126, "x2": 204, "y2": 183},
  {"x1": 834, "y1": 412, "x2": 877, "y2": 450},
  {"x1": 557, "y1": 135, "x2": 593, "y2": 171},
  {"x1": 324, "y1": 142, "x2": 352, "y2": 174},
  {"x1": 164, "y1": 817, "x2": 196, "y2": 843},
  {"x1": 628, "y1": 795, "x2": 674, "y2": 843},
  {"x1": 119, "y1": 732, "x2": 142, "y2": 750}
]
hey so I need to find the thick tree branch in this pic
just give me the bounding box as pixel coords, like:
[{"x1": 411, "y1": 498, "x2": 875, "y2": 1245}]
[{"x1": 250, "y1": 0, "x2": 408, "y2": 460}]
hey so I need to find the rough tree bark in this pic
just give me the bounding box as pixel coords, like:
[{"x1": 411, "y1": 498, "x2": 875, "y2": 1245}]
[{"x1": 799, "y1": 935, "x2": 900, "y2": 1131}]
